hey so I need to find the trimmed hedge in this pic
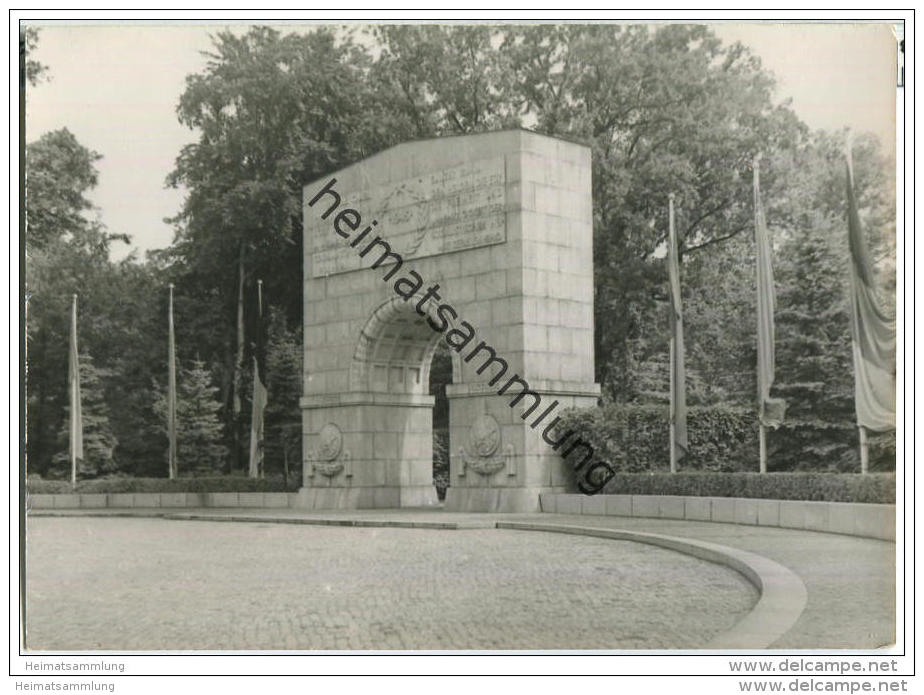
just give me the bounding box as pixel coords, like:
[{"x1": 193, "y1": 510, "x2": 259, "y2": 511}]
[
  {"x1": 602, "y1": 472, "x2": 895, "y2": 504},
  {"x1": 557, "y1": 404, "x2": 757, "y2": 472},
  {"x1": 26, "y1": 475, "x2": 299, "y2": 495}
]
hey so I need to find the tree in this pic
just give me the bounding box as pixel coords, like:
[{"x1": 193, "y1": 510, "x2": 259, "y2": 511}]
[
  {"x1": 773, "y1": 212, "x2": 855, "y2": 470},
  {"x1": 103, "y1": 261, "x2": 172, "y2": 477},
  {"x1": 24, "y1": 140, "x2": 129, "y2": 477},
  {"x1": 51, "y1": 353, "x2": 118, "y2": 479},
  {"x1": 194, "y1": 24, "x2": 803, "y2": 408},
  {"x1": 24, "y1": 128, "x2": 121, "y2": 252},
  {"x1": 672, "y1": 231, "x2": 758, "y2": 407},
  {"x1": 22, "y1": 26, "x2": 48, "y2": 87},
  {"x1": 263, "y1": 309, "x2": 301, "y2": 482},
  {"x1": 166, "y1": 26, "x2": 397, "y2": 469},
  {"x1": 495, "y1": 24, "x2": 806, "y2": 399},
  {"x1": 154, "y1": 359, "x2": 228, "y2": 475},
  {"x1": 370, "y1": 25, "x2": 519, "y2": 136},
  {"x1": 770, "y1": 130, "x2": 895, "y2": 471},
  {"x1": 26, "y1": 250, "x2": 167, "y2": 477},
  {"x1": 23, "y1": 123, "x2": 168, "y2": 479}
]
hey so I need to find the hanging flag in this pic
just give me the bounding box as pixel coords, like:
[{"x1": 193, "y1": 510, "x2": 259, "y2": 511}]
[
  {"x1": 68, "y1": 294, "x2": 83, "y2": 487},
  {"x1": 248, "y1": 279, "x2": 267, "y2": 478},
  {"x1": 753, "y1": 158, "x2": 787, "y2": 429},
  {"x1": 167, "y1": 284, "x2": 178, "y2": 479},
  {"x1": 667, "y1": 195, "x2": 688, "y2": 464},
  {"x1": 846, "y1": 150, "x2": 896, "y2": 432},
  {"x1": 234, "y1": 243, "x2": 245, "y2": 418}
]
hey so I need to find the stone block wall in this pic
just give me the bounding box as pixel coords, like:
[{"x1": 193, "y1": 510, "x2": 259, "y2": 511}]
[{"x1": 539, "y1": 493, "x2": 896, "y2": 541}]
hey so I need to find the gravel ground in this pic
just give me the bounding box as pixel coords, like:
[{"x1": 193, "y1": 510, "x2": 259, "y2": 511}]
[{"x1": 24, "y1": 516, "x2": 757, "y2": 651}]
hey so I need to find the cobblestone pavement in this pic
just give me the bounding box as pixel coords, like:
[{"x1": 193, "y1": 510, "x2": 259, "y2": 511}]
[
  {"x1": 532, "y1": 514, "x2": 895, "y2": 650},
  {"x1": 25, "y1": 516, "x2": 756, "y2": 651},
  {"x1": 228, "y1": 507, "x2": 895, "y2": 649}
]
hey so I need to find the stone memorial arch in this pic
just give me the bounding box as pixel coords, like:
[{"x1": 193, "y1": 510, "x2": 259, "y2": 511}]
[{"x1": 298, "y1": 130, "x2": 599, "y2": 513}]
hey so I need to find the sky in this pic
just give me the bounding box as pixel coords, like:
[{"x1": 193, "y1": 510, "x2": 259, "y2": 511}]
[{"x1": 24, "y1": 21, "x2": 900, "y2": 261}]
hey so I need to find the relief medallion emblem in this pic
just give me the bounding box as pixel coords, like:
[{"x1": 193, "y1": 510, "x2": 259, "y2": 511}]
[
  {"x1": 317, "y1": 423, "x2": 343, "y2": 461},
  {"x1": 459, "y1": 414, "x2": 515, "y2": 477},
  {"x1": 305, "y1": 423, "x2": 351, "y2": 479}
]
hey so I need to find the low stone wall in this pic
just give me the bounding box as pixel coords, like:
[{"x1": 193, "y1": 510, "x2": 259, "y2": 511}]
[
  {"x1": 26, "y1": 492, "x2": 297, "y2": 510},
  {"x1": 540, "y1": 494, "x2": 895, "y2": 541},
  {"x1": 26, "y1": 492, "x2": 897, "y2": 542}
]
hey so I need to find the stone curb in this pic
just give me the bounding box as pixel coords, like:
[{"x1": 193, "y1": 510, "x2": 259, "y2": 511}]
[
  {"x1": 26, "y1": 510, "x2": 497, "y2": 531},
  {"x1": 495, "y1": 521, "x2": 808, "y2": 650},
  {"x1": 162, "y1": 513, "x2": 477, "y2": 530}
]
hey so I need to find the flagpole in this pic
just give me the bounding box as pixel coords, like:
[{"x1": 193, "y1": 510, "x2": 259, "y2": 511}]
[
  {"x1": 233, "y1": 241, "x2": 245, "y2": 473},
  {"x1": 669, "y1": 334, "x2": 677, "y2": 473},
  {"x1": 257, "y1": 278, "x2": 264, "y2": 480},
  {"x1": 668, "y1": 193, "x2": 677, "y2": 474},
  {"x1": 758, "y1": 426, "x2": 768, "y2": 475},
  {"x1": 167, "y1": 283, "x2": 177, "y2": 479},
  {"x1": 254, "y1": 278, "x2": 266, "y2": 478},
  {"x1": 859, "y1": 426, "x2": 869, "y2": 474},
  {"x1": 754, "y1": 155, "x2": 768, "y2": 475},
  {"x1": 70, "y1": 293, "x2": 78, "y2": 489}
]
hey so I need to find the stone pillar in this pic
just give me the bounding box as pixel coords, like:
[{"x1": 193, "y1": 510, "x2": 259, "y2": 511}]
[
  {"x1": 443, "y1": 133, "x2": 599, "y2": 512},
  {"x1": 298, "y1": 393, "x2": 437, "y2": 509}
]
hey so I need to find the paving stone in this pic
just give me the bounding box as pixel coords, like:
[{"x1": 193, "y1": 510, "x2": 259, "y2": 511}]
[
  {"x1": 24, "y1": 507, "x2": 894, "y2": 650},
  {"x1": 683, "y1": 497, "x2": 711, "y2": 521},
  {"x1": 555, "y1": 494, "x2": 582, "y2": 515},
  {"x1": 711, "y1": 498, "x2": 736, "y2": 524},
  {"x1": 53, "y1": 494, "x2": 79, "y2": 509},
  {"x1": 604, "y1": 495, "x2": 632, "y2": 517},
  {"x1": 756, "y1": 500, "x2": 780, "y2": 527},
  {"x1": 238, "y1": 493, "x2": 265, "y2": 508},
  {"x1": 132, "y1": 493, "x2": 160, "y2": 508},
  {"x1": 631, "y1": 495, "x2": 659, "y2": 519},
  {"x1": 27, "y1": 495, "x2": 54, "y2": 510},
  {"x1": 24, "y1": 516, "x2": 755, "y2": 651},
  {"x1": 734, "y1": 499, "x2": 759, "y2": 526},
  {"x1": 109, "y1": 494, "x2": 135, "y2": 508},
  {"x1": 580, "y1": 494, "x2": 606, "y2": 516},
  {"x1": 658, "y1": 496, "x2": 685, "y2": 520},
  {"x1": 853, "y1": 504, "x2": 895, "y2": 541},
  {"x1": 79, "y1": 495, "x2": 108, "y2": 509},
  {"x1": 779, "y1": 501, "x2": 807, "y2": 530},
  {"x1": 802, "y1": 502, "x2": 830, "y2": 533}
]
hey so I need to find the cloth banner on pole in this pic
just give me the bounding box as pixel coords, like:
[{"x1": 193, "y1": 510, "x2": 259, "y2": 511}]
[
  {"x1": 248, "y1": 280, "x2": 267, "y2": 478},
  {"x1": 754, "y1": 159, "x2": 787, "y2": 428},
  {"x1": 846, "y1": 154, "x2": 896, "y2": 432},
  {"x1": 667, "y1": 195, "x2": 688, "y2": 461},
  {"x1": 167, "y1": 284, "x2": 178, "y2": 479},
  {"x1": 68, "y1": 294, "x2": 83, "y2": 486}
]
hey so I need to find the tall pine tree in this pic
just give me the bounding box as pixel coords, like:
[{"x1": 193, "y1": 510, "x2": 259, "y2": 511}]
[
  {"x1": 263, "y1": 309, "x2": 301, "y2": 482},
  {"x1": 774, "y1": 211, "x2": 855, "y2": 470},
  {"x1": 154, "y1": 359, "x2": 228, "y2": 475},
  {"x1": 771, "y1": 131, "x2": 895, "y2": 471}
]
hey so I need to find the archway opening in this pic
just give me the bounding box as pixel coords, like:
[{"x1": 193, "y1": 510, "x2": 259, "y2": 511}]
[
  {"x1": 348, "y1": 295, "x2": 458, "y2": 504},
  {"x1": 429, "y1": 342, "x2": 453, "y2": 501}
]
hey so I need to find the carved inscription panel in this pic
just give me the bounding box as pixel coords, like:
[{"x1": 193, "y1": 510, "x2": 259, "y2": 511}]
[{"x1": 307, "y1": 157, "x2": 506, "y2": 277}]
